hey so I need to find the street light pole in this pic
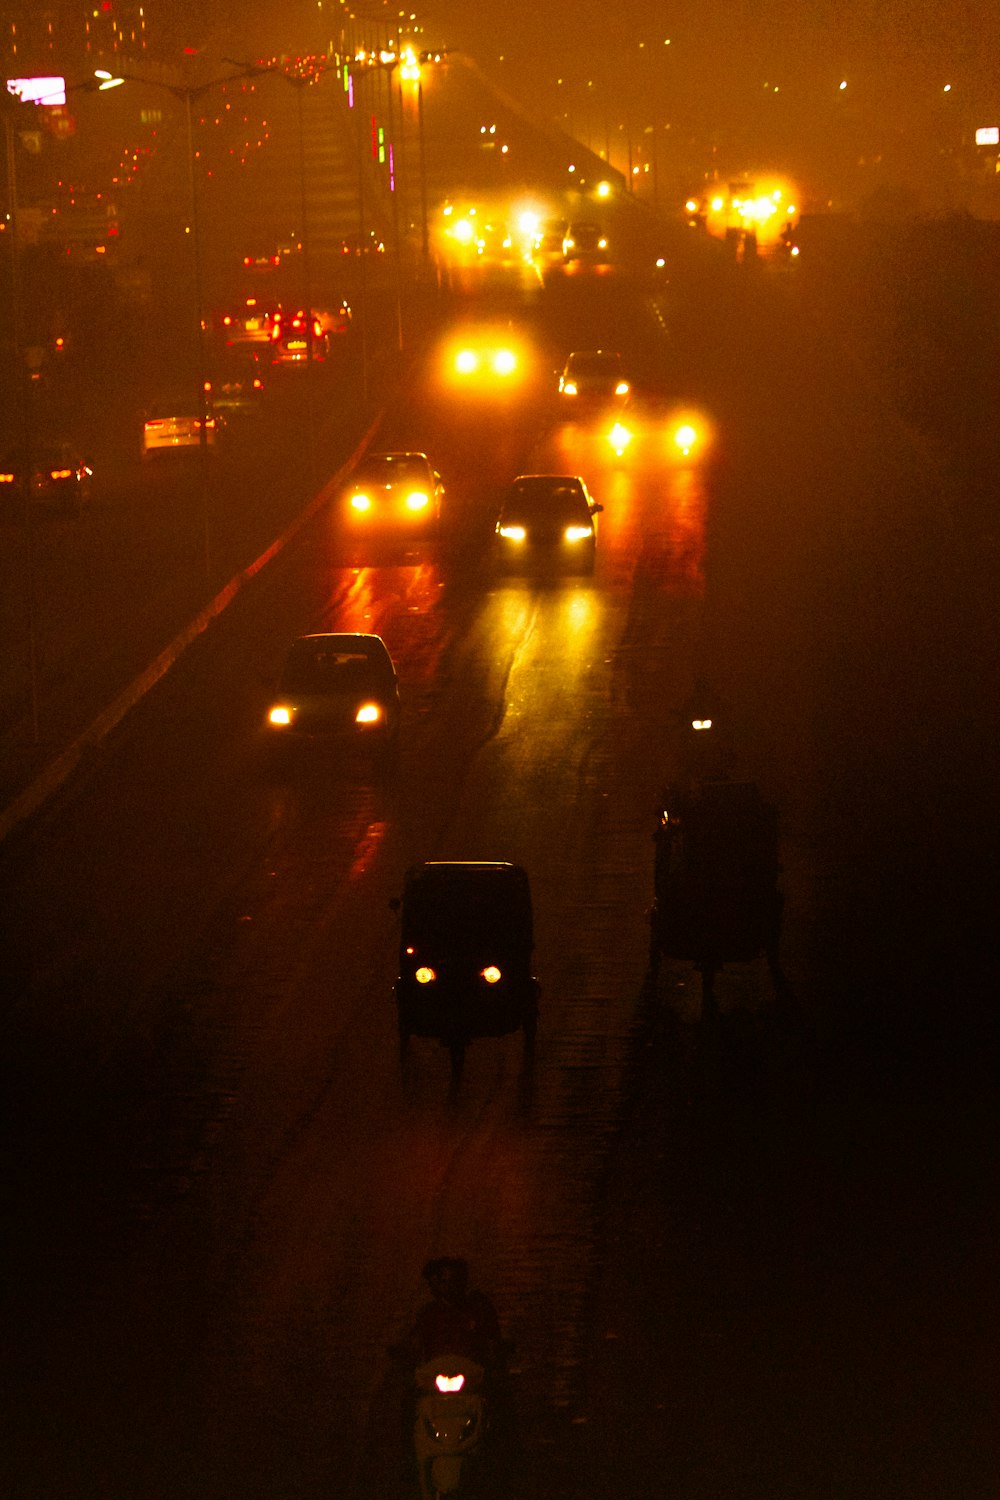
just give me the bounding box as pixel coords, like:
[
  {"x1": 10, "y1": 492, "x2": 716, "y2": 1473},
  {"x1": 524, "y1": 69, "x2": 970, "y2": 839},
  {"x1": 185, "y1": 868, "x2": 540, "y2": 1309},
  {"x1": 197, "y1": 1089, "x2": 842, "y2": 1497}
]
[
  {"x1": 181, "y1": 85, "x2": 212, "y2": 582},
  {"x1": 2, "y1": 94, "x2": 40, "y2": 743}
]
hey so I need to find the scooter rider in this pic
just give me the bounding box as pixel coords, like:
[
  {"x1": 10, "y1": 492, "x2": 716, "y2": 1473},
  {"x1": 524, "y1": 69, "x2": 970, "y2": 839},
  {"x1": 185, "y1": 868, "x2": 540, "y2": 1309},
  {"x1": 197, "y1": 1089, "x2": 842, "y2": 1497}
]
[{"x1": 411, "y1": 1257, "x2": 502, "y2": 1368}]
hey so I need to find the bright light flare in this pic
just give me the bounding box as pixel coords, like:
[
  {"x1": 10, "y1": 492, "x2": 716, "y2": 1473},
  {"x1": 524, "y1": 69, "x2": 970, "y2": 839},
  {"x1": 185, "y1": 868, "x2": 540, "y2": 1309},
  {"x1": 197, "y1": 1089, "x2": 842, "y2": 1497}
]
[
  {"x1": 608, "y1": 421, "x2": 633, "y2": 455},
  {"x1": 439, "y1": 328, "x2": 531, "y2": 394},
  {"x1": 665, "y1": 407, "x2": 713, "y2": 462}
]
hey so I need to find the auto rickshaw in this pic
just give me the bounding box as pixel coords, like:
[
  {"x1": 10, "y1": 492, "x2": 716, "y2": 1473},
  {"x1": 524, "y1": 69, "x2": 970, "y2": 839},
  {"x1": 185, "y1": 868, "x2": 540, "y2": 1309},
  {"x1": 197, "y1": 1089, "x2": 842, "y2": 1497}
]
[
  {"x1": 647, "y1": 779, "x2": 784, "y2": 1014},
  {"x1": 391, "y1": 861, "x2": 540, "y2": 1081}
]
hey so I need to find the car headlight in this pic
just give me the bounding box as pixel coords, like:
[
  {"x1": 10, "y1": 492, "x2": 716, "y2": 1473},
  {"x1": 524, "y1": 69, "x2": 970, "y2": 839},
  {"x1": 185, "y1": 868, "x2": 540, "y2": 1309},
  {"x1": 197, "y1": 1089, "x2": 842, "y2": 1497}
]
[
  {"x1": 268, "y1": 705, "x2": 293, "y2": 727},
  {"x1": 493, "y1": 349, "x2": 517, "y2": 376},
  {"x1": 481, "y1": 965, "x2": 502, "y2": 984},
  {"x1": 561, "y1": 380, "x2": 577, "y2": 396},
  {"x1": 498, "y1": 524, "x2": 526, "y2": 541},
  {"x1": 455, "y1": 349, "x2": 478, "y2": 374},
  {"x1": 355, "y1": 702, "x2": 382, "y2": 724},
  {"x1": 405, "y1": 490, "x2": 430, "y2": 511},
  {"x1": 564, "y1": 525, "x2": 593, "y2": 542},
  {"x1": 415, "y1": 966, "x2": 436, "y2": 984},
  {"x1": 350, "y1": 492, "x2": 372, "y2": 511}
]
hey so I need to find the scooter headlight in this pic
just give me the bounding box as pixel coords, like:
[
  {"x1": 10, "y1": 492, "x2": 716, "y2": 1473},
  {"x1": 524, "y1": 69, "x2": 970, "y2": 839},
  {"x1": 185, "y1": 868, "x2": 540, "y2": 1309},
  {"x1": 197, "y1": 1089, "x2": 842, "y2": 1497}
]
[
  {"x1": 415, "y1": 966, "x2": 436, "y2": 985},
  {"x1": 480, "y1": 966, "x2": 502, "y2": 984}
]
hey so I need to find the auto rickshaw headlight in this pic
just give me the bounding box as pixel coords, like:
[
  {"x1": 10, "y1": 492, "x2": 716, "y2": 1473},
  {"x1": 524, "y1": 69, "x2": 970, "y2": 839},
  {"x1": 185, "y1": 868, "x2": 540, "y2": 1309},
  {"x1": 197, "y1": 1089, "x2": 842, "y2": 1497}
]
[
  {"x1": 415, "y1": 966, "x2": 436, "y2": 984},
  {"x1": 355, "y1": 702, "x2": 382, "y2": 724},
  {"x1": 481, "y1": 965, "x2": 502, "y2": 984},
  {"x1": 268, "y1": 705, "x2": 293, "y2": 727}
]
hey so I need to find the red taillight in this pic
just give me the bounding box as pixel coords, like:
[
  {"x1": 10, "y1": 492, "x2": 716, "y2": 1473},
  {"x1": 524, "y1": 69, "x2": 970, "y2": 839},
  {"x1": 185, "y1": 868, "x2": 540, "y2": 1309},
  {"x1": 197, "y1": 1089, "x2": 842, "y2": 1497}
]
[{"x1": 435, "y1": 1373, "x2": 465, "y2": 1393}]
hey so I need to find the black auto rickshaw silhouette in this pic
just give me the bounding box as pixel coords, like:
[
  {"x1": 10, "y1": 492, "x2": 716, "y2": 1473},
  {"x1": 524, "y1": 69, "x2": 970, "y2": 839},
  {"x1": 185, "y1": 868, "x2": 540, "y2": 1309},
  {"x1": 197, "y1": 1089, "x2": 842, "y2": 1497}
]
[
  {"x1": 391, "y1": 861, "x2": 540, "y2": 1082},
  {"x1": 647, "y1": 779, "x2": 784, "y2": 1015}
]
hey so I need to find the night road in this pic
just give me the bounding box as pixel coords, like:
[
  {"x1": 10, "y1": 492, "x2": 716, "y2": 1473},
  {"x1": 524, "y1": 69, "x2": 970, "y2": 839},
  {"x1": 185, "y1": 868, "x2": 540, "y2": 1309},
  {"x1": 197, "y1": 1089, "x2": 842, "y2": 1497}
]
[{"x1": 2, "y1": 29, "x2": 997, "y2": 1500}]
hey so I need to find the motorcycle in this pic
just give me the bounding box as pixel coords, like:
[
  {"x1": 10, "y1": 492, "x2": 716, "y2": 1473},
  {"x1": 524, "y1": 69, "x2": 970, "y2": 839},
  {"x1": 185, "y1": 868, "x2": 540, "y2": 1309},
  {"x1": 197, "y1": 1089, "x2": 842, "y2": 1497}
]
[{"x1": 412, "y1": 1353, "x2": 487, "y2": 1499}]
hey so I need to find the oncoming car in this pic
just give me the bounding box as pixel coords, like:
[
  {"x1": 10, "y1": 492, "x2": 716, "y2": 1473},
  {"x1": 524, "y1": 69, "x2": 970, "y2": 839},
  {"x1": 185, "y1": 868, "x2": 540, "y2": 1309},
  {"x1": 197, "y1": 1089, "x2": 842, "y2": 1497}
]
[
  {"x1": 264, "y1": 633, "x2": 400, "y2": 761},
  {"x1": 558, "y1": 349, "x2": 630, "y2": 405},
  {"x1": 562, "y1": 221, "x2": 609, "y2": 262},
  {"x1": 494, "y1": 473, "x2": 603, "y2": 574},
  {"x1": 447, "y1": 336, "x2": 521, "y2": 386},
  {"x1": 343, "y1": 451, "x2": 443, "y2": 540}
]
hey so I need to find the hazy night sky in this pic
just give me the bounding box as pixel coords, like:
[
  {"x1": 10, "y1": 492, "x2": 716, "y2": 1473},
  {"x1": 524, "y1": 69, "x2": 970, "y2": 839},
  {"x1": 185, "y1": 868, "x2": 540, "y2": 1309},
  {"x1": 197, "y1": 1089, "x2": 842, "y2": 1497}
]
[{"x1": 36, "y1": 0, "x2": 992, "y2": 203}]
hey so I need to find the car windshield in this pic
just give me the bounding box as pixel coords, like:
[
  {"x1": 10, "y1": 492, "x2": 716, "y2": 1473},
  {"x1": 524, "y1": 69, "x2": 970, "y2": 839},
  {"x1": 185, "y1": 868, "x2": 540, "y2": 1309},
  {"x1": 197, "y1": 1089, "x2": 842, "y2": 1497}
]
[
  {"x1": 280, "y1": 643, "x2": 387, "y2": 695},
  {"x1": 354, "y1": 454, "x2": 428, "y2": 485},
  {"x1": 568, "y1": 353, "x2": 621, "y2": 377},
  {"x1": 403, "y1": 867, "x2": 532, "y2": 949},
  {"x1": 503, "y1": 478, "x2": 587, "y2": 520},
  {"x1": 149, "y1": 401, "x2": 202, "y2": 420}
]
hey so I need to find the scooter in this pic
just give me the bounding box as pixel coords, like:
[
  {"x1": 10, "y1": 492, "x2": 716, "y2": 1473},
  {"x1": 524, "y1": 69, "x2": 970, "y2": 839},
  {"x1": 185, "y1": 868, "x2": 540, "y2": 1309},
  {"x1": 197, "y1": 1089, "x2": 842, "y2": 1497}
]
[{"x1": 413, "y1": 1354, "x2": 487, "y2": 1499}]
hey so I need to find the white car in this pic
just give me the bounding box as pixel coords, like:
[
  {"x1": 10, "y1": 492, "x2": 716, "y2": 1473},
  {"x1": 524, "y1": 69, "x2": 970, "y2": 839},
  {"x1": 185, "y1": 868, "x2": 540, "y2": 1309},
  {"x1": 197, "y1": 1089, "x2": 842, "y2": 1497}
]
[{"x1": 142, "y1": 398, "x2": 220, "y2": 458}]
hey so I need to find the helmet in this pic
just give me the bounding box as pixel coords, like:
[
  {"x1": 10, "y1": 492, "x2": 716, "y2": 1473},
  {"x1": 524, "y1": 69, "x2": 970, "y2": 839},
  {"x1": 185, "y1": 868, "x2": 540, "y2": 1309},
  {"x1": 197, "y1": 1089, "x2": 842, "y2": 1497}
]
[{"x1": 422, "y1": 1257, "x2": 469, "y2": 1297}]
